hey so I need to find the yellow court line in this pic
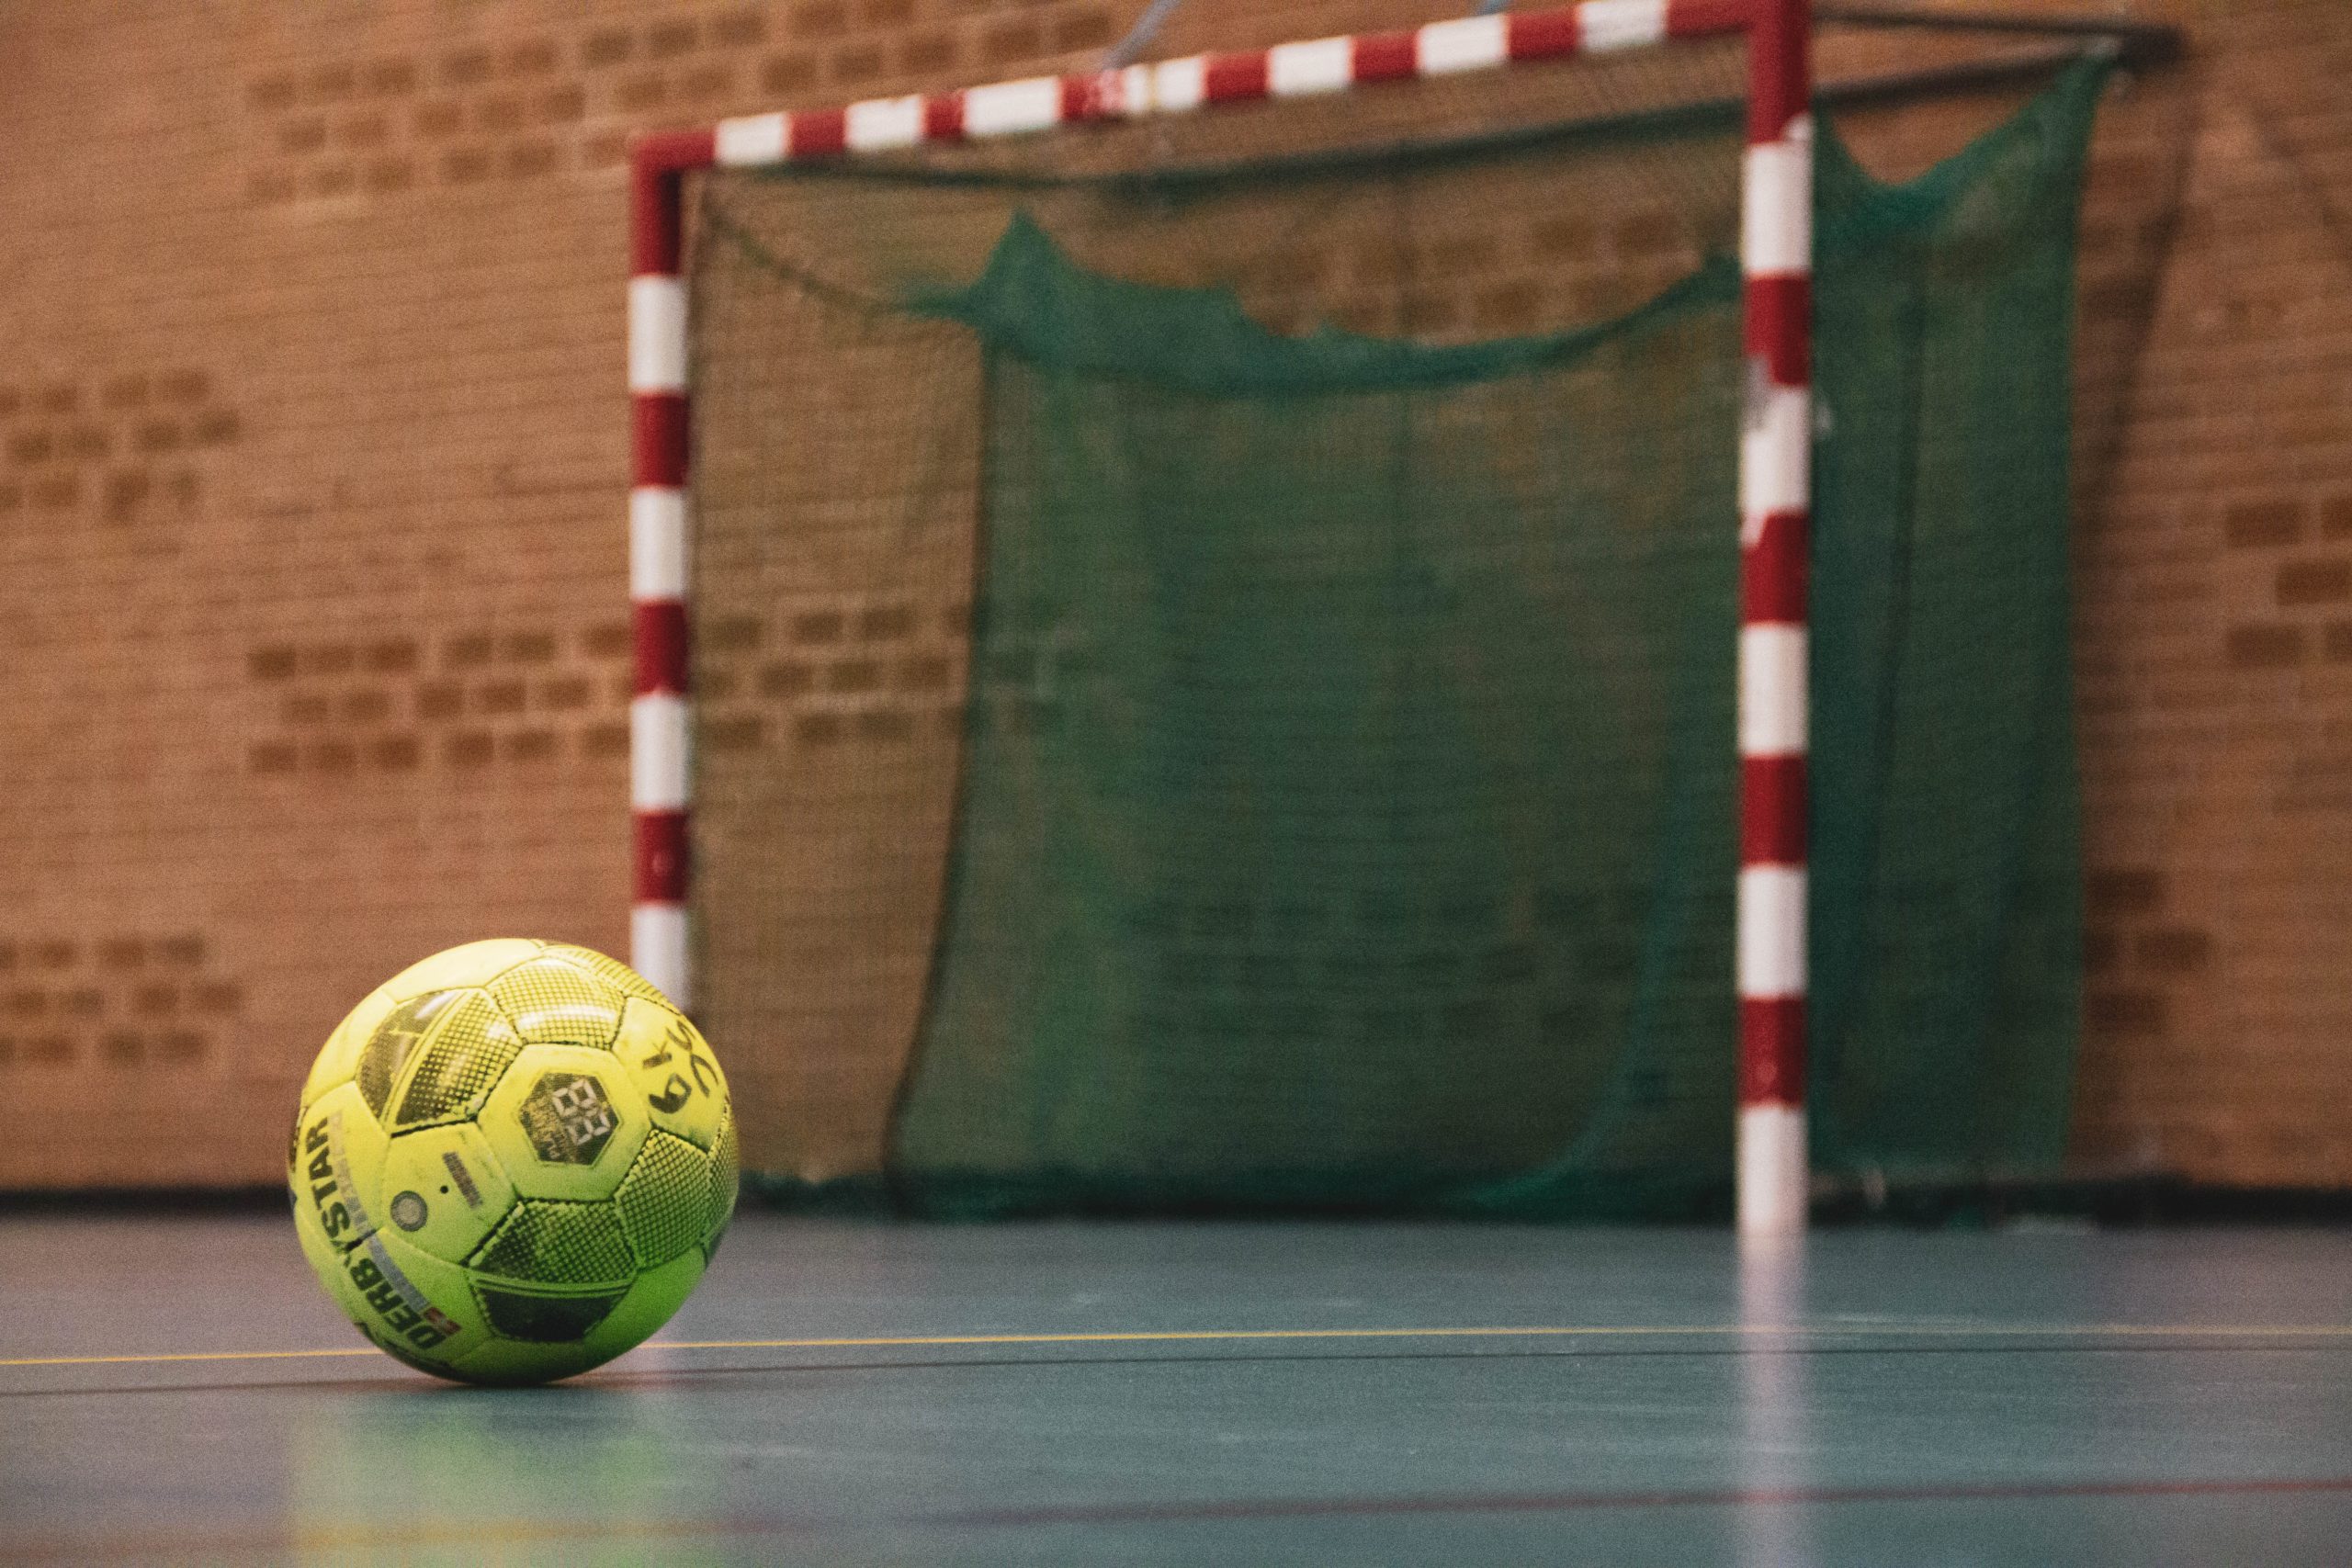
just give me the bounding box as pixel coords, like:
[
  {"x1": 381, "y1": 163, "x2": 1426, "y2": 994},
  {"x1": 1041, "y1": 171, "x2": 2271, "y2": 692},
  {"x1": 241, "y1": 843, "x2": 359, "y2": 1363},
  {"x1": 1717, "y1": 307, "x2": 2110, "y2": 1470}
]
[
  {"x1": 652, "y1": 1323, "x2": 2352, "y2": 1351},
  {"x1": 2, "y1": 1347, "x2": 379, "y2": 1368},
  {"x1": 6, "y1": 1321, "x2": 2352, "y2": 1371}
]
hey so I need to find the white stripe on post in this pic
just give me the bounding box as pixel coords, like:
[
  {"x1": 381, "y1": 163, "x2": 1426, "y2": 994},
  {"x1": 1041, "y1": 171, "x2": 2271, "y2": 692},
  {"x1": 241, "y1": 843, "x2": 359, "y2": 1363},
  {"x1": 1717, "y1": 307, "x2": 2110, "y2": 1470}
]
[
  {"x1": 631, "y1": 903, "x2": 692, "y2": 1012},
  {"x1": 1269, "y1": 37, "x2": 1356, "y2": 97},
  {"x1": 1736, "y1": 865, "x2": 1806, "y2": 997},
  {"x1": 630, "y1": 693, "x2": 690, "y2": 812},
  {"x1": 1741, "y1": 123, "x2": 1815, "y2": 277},
  {"x1": 1150, "y1": 56, "x2": 1208, "y2": 113},
  {"x1": 714, "y1": 112, "x2": 788, "y2": 167},
  {"x1": 1416, "y1": 15, "x2": 1509, "y2": 75},
  {"x1": 845, "y1": 95, "x2": 927, "y2": 152},
  {"x1": 1739, "y1": 386, "x2": 1811, "y2": 534},
  {"x1": 629, "y1": 488, "x2": 690, "y2": 602},
  {"x1": 1738, "y1": 625, "x2": 1807, "y2": 757},
  {"x1": 1738, "y1": 1103, "x2": 1808, "y2": 1236},
  {"x1": 627, "y1": 276, "x2": 687, "y2": 394},
  {"x1": 1577, "y1": 0, "x2": 1670, "y2": 52},
  {"x1": 964, "y1": 76, "x2": 1066, "y2": 137},
  {"x1": 1110, "y1": 63, "x2": 1155, "y2": 117}
]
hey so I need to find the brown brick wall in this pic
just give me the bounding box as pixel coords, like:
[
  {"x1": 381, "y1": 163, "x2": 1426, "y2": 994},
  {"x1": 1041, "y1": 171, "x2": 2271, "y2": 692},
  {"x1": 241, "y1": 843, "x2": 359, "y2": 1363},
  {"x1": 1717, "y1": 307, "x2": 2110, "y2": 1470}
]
[{"x1": 0, "y1": 0, "x2": 2345, "y2": 1190}]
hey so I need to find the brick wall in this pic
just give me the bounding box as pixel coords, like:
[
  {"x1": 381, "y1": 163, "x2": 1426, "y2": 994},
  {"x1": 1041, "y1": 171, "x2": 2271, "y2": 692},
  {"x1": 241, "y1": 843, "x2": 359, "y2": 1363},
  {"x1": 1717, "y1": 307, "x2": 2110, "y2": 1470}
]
[
  {"x1": 2057, "y1": 0, "x2": 2352, "y2": 1186},
  {"x1": 0, "y1": 0, "x2": 2343, "y2": 1190}
]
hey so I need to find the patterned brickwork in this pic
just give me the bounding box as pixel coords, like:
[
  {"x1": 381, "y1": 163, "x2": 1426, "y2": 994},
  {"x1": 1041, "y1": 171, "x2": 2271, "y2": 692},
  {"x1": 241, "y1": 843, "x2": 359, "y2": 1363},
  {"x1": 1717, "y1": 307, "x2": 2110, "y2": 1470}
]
[
  {"x1": 241, "y1": 3, "x2": 1122, "y2": 208},
  {"x1": 2053, "y1": 0, "x2": 2352, "y2": 1186},
  {"x1": 1, "y1": 0, "x2": 2350, "y2": 1189},
  {"x1": 695, "y1": 599, "x2": 970, "y2": 756},
  {"x1": 245, "y1": 624, "x2": 632, "y2": 777},
  {"x1": 0, "y1": 371, "x2": 239, "y2": 534},
  {"x1": 0, "y1": 933, "x2": 239, "y2": 1076}
]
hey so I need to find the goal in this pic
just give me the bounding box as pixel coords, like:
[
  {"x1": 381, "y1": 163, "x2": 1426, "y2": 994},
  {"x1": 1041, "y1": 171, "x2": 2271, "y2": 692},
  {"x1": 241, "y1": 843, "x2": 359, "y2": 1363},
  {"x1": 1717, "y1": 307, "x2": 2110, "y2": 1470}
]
[{"x1": 624, "y1": 2, "x2": 2109, "y2": 1233}]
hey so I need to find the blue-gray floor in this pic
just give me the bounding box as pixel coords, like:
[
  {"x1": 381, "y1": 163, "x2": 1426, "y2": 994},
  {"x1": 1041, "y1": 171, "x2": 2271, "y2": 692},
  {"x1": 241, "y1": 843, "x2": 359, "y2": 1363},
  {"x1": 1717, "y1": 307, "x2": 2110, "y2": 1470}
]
[{"x1": 5, "y1": 1213, "x2": 2352, "y2": 1564}]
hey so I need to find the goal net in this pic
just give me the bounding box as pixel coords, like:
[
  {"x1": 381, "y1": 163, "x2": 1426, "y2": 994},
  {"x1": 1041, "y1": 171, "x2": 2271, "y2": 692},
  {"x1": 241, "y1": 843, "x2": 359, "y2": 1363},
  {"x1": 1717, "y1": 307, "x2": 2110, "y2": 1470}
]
[{"x1": 672, "y1": 39, "x2": 2104, "y2": 1217}]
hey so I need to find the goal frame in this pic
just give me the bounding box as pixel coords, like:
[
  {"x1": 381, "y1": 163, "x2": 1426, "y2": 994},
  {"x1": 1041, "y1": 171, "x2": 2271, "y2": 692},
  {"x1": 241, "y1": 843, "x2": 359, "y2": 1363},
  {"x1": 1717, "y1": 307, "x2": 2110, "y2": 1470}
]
[{"x1": 626, "y1": 0, "x2": 1816, "y2": 1235}]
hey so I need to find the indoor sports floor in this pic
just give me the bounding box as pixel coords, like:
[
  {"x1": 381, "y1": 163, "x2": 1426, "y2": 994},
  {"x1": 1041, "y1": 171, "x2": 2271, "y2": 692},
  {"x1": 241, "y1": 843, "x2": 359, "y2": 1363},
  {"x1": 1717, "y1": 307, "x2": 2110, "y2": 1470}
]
[{"x1": 6, "y1": 1213, "x2": 2352, "y2": 1564}]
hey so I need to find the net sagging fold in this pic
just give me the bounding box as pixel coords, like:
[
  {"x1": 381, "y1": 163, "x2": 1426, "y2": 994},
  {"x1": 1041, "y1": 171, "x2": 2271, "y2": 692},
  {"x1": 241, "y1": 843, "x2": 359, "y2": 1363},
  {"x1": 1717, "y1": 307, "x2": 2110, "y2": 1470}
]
[{"x1": 688, "y1": 57, "x2": 2104, "y2": 1217}]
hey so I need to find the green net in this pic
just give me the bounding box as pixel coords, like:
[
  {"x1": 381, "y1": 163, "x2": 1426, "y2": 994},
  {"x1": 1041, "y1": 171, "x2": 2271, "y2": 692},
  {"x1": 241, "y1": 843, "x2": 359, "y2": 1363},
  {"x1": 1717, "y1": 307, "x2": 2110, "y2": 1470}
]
[{"x1": 688, "y1": 54, "x2": 2104, "y2": 1217}]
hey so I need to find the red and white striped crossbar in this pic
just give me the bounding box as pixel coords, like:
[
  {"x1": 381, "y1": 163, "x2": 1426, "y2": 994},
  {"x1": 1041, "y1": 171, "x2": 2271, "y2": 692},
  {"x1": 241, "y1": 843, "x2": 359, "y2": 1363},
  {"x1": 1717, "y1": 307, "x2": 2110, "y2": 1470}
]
[{"x1": 628, "y1": 0, "x2": 1812, "y2": 1229}]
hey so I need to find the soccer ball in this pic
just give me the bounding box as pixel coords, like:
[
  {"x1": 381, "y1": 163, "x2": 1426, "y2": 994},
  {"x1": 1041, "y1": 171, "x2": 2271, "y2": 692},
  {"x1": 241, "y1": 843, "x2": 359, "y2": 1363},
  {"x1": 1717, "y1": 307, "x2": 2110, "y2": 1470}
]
[{"x1": 288, "y1": 939, "x2": 736, "y2": 1386}]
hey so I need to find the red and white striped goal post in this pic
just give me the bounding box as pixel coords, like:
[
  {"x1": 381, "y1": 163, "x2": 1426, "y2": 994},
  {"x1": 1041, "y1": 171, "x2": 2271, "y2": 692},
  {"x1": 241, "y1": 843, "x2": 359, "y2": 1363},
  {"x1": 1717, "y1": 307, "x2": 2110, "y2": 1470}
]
[{"x1": 628, "y1": 0, "x2": 1815, "y2": 1235}]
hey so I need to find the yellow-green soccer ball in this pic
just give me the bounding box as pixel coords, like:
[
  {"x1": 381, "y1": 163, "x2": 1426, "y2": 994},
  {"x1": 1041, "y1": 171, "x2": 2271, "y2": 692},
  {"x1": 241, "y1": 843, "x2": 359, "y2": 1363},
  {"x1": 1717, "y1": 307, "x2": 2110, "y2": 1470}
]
[{"x1": 288, "y1": 940, "x2": 736, "y2": 1386}]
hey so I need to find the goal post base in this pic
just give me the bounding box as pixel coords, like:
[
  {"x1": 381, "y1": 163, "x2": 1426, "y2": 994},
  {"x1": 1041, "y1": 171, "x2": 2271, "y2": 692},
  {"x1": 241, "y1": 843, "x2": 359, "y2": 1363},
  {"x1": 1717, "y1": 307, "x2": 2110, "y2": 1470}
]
[{"x1": 1738, "y1": 1102, "x2": 1809, "y2": 1237}]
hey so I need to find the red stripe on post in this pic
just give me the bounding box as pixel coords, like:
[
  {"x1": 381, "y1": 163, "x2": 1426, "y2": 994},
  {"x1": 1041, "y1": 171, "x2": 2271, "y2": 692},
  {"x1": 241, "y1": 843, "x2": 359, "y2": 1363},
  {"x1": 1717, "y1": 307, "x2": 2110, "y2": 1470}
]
[
  {"x1": 925, "y1": 93, "x2": 967, "y2": 141},
  {"x1": 633, "y1": 128, "x2": 719, "y2": 175},
  {"x1": 634, "y1": 810, "x2": 690, "y2": 904},
  {"x1": 1204, "y1": 51, "x2": 1271, "y2": 103},
  {"x1": 790, "y1": 107, "x2": 848, "y2": 157},
  {"x1": 1352, "y1": 30, "x2": 1417, "y2": 82},
  {"x1": 629, "y1": 175, "x2": 681, "y2": 278},
  {"x1": 628, "y1": 130, "x2": 714, "y2": 276},
  {"x1": 1742, "y1": 755, "x2": 1806, "y2": 866},
  {"x1": 1742, "y1": 510, "x2": 1808, "y2": 624},
  {"x1": 1060, "y1": 73, "x2": 1108, "y2": 123},
  {"x1": 1744, "y1": 275, "x2": 1811, "y2": 386},
  {"x1": 634, "y1": 600, "x2": 691, "y2": 697},
  {"x1": 1747, "y1": 0, "x2": 1812, "y2": 143},
  {"x1": 1506, "y1": 8, "x2": 1582, "y2": 62},
  {"x1": 1665, "y1": 0, "x2": 1756, "y2": 40},
  {"x1": 632, "y1": 395, "x2": 689, "y2": 488},
  {"x1": 1739, "y1": 998, "x2": 1805, "y2": 1106}
]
